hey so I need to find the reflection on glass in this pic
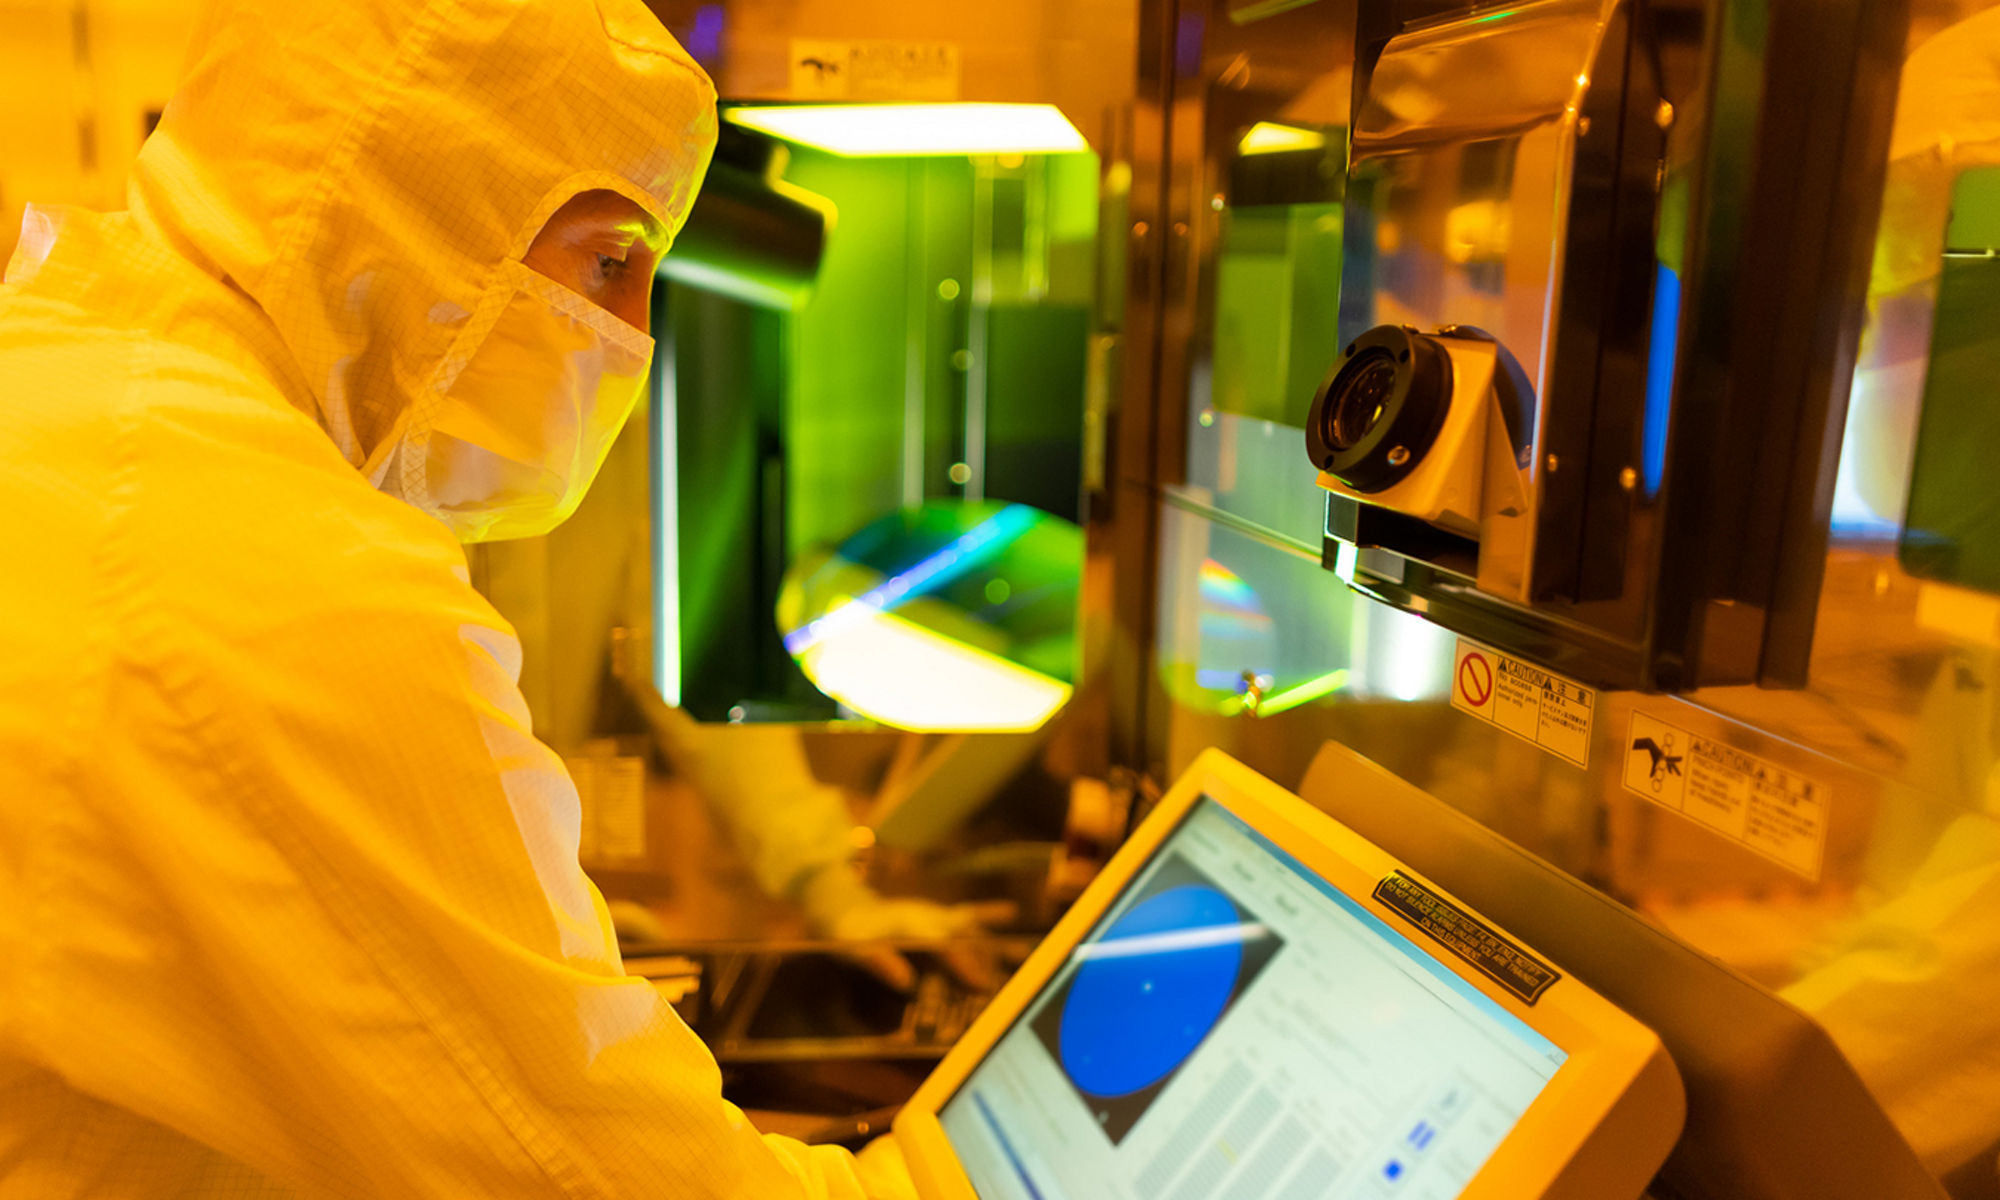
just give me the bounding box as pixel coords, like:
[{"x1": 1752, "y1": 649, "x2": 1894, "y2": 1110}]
[
  {"x1": 1356, "y1": 599, "x2": 1455, "y2": 702},
  {"x1": 1219, "y1": 668, "x2": 1351, "y2": 718},
  {"x1": 1157, "y1": 502, "x2": 1461, "y2": 714},
  {"x1": 1157, "y1": 505, "x2": 1356, "y2": 714},
  {"x1": 1834, "y1": 10, "x2": 2000, "y2": 541},
  {"x1": 1898, "y1": 166, "x2": 2000, "y2": 588},
  {"x1": 1185, "y1": 199, "x2": 1346, "y2": 546},
  {"x1": 778, "y1": 501, "x2": 1081, "y2": 731},
  {"x1": 1187, "y1": 557, "x2": 1278, "y2": 704}
]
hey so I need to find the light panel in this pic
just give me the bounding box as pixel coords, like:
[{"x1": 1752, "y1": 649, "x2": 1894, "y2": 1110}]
[{"x1": 728, "y1": 104, "x2": 1088, "y2": 158}]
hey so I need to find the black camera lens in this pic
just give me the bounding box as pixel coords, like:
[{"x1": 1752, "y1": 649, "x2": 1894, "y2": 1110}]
[
  {"x1": 1303, "y1": 325, "x2": 1453, "y2": 493},
  {"x1": 1325, "y1": 351, "x2": 1399, "y2": 450}
]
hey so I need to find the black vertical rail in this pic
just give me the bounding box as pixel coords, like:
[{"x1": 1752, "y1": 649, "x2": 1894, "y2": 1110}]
[
  {"x1": 1754, "y1": 0, "x2": 1908, "y2": 686},
  {"x1": 1104, "y1": 0, "x2": 1180, "y2": 778}
]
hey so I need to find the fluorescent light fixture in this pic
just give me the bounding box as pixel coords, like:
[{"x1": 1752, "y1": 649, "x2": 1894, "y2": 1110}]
[
  {"x1": 653, "y1": 337, "x2": 682, "y2": 707},
  {"x1": 1238, "y1": 121, "x2": 1327, "y2": 156},
  {"x1": 728, "y1": 104, "x2": 1088, "y2": 157},
  {"x1": 795, "y1": 605, "x2": 1072, "y2": 732}
]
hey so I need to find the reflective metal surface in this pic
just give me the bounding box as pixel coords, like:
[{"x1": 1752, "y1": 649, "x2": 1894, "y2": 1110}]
[
  {"x1": 1342, "y1": 0, "x2": 1623, "y2": 603},
  {"x1": 1346, "y1": 0, "x2": 1610, "y2": 387}
]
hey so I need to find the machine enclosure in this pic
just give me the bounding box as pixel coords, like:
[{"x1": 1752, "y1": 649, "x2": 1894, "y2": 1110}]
[{"x1": 1312, "y1": 0, "x2": 1905, "y2": 693}]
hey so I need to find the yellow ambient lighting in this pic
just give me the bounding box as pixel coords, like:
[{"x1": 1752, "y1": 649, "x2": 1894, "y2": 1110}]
[
  {"x1": 795, "y1": 604, "x2": 1072, "y2": 732},
  {"x1": 727, "y1": 104, "x2": 1089, "y2": 157},
  {"x1": 1238, "y1": 122, "x2": 1328, "y2": 156}
]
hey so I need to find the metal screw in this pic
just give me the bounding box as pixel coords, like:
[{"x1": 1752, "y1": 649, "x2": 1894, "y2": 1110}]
[
  {"x1": 1577, "y1": 116, "x2": 1592, "y2": 137},
  {"x1": 1619, "y1": 466, "x2": 1638, "y2": 491},
  {"x1": 1546, "y1": 453, "x2": 1561, "y2": 473},
  {"x1": 1388, "y1": 446, "x2": 1411, "y2": 467},
  {"x1": 1656, "y1": 99, "x2": 1675, "y2": 129},
  {"x1": 1133, "y1": 221, "x2": 1150, "y2": 238}
]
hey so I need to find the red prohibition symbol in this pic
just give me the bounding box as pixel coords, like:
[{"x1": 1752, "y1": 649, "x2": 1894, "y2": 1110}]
[{"x1": 1458, "y1": 652, "x2": 1494, "y2": 707}]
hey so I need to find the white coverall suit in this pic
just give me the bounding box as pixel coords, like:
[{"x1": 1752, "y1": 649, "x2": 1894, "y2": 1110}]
[{"x1": 0, "y1": 0, "x2": 911, "y2": 1196}]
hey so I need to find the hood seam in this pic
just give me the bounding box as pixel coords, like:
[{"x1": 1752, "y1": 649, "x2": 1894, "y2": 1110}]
[{"x1": 257, "y1": 0, "x2": 459, "y2": 427}]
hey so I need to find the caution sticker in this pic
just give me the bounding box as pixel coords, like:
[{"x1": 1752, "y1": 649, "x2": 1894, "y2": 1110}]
[
  {"x1": 1450, "y1": 638, "x2": 1594, "y2": 769},
  {"x1": 789, "y1": 38, "x2": 962, "y2": 101},
  {"x1": 1620, "y1": 711, "x2": 1831, "y2": 881},
  {"x1": 1373, "y1": 872, "x2": 1561, "y2": 1005}
]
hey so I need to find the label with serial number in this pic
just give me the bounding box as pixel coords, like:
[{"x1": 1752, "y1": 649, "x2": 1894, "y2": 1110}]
[{"x1": 1374, "y1": 872, "x2": 1561, "y2": 1005}]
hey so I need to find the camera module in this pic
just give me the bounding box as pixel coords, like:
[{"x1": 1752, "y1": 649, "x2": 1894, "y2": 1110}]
[{"x1": 1305, "y1": 325, "x2": 1453, "y2": 493}]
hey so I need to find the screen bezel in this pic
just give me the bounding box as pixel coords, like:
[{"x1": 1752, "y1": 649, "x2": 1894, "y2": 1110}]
[{"x1": 894, "y1": 748, "x2": 1672, "y2": 1200}]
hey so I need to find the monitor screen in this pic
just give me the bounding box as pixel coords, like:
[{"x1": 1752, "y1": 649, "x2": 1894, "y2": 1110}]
[{"x1": 938, "y1": 797, "x2": 1568, "y2": 1200}]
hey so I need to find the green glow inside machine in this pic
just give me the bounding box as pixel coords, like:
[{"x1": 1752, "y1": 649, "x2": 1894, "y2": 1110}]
[{"x1": 652, "y1": 103, "x2": 1100, "y2": 728}]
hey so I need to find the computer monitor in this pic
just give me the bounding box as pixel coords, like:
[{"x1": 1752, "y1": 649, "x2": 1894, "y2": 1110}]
[{"x1": 895, "y1": 749, "x2": 1683, "y2": 1200}]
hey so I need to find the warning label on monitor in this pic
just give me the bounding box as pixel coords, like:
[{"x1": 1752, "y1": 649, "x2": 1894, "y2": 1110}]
[
  {"x1": 1374, "y1": 872, "x2": 1560, "y2": 1005},
  {"x1": 1450, "y1": 638, "x2": 1594, "y2": 769},
  {"x1": 1620, "y1": 711, "x2": 1830, "y2": 880}
]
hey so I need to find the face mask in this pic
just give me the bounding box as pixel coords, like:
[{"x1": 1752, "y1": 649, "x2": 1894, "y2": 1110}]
[{"x1": 386, "y1": 259, "x2": 654, "y2": 543}]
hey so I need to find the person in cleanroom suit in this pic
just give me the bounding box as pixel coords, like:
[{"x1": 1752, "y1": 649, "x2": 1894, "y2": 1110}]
[{"x1": 0, "y1": 0, "x2": 912, "y2": 1196}]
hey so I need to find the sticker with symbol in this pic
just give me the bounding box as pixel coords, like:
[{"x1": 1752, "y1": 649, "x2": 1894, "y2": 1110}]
[
  {"x1": 788, "y1": 38, "x2": 961, "y2": 100},
  {"x1": 1450, "y1": 638, "x2": 1593, "y2": 768},
  {"x1": 1631, "y1": 733, "x2": 1683, "y2": 793},
  {"x1": 1620, "y1": 710, "x2": 1830, "y2": 880},
  {"x1": 1456, "y1": 652, "x2": 1494, "y2": 709}
]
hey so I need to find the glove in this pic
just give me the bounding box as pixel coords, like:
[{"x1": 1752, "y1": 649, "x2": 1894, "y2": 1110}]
[{"x1": 797, "y1": 862, "x2": 1015, "y2": 992}]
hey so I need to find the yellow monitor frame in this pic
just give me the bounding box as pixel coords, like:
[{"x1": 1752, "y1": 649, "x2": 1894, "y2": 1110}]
[{"x1": 894, "y1": 748, "x2": 1684, "y2": 1200}]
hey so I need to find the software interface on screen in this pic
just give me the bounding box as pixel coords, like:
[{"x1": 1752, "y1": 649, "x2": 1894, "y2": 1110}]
[{"x1": 938, "y1": 798, "x2": 1568, "y2": 1200}]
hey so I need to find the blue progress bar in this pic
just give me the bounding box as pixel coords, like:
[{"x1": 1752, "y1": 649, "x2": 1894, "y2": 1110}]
[{"x1": 973, "y1": 1092, "x2": 1048, "y2": 1200}]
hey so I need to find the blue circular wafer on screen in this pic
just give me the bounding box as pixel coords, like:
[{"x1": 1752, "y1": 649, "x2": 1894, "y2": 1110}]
[{"x1": 1058, "y1": 884, "x2": 1242, "y2": 1097}]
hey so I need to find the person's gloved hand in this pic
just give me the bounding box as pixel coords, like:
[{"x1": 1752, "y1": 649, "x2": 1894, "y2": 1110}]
[{"x1": 798, "y1": 863, "x2": 1016, "y2": 992}]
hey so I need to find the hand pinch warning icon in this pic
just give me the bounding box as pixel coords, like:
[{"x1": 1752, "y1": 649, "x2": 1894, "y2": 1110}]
[{"x1": 1632, "y1": 736, "x2": 1683, "y2": 793}]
